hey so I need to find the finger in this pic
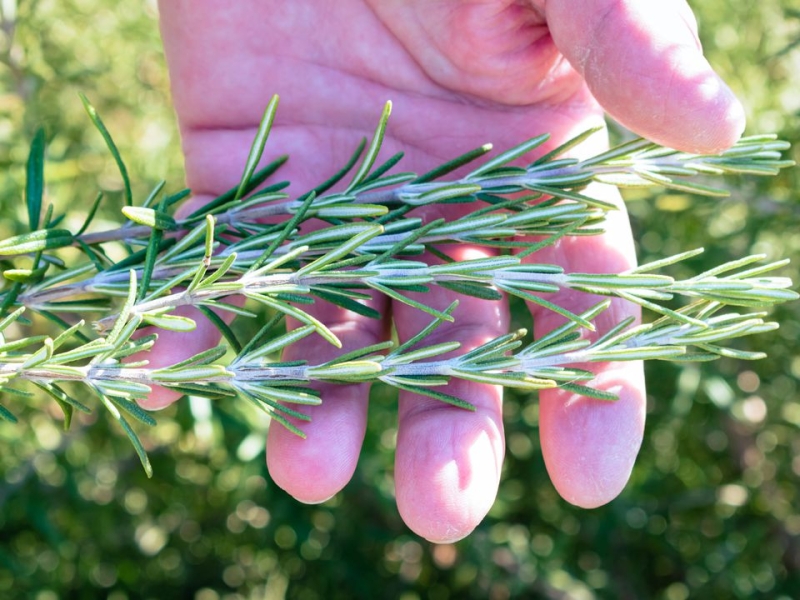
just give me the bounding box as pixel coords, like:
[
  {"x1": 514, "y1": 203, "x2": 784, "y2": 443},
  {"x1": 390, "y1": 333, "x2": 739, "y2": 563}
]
[
  {"x1": 267, "y1": 293, "x2": 389, "y2": 504},
  {"x1": 392, "y1": 237, "x2": 510, "y2": 543},
  {"x1": 524, "y1": 180, "x2": 646, "y2": 508},
  {"x1": 544, "y1": 0, "x2": 745, "y2": 153}
]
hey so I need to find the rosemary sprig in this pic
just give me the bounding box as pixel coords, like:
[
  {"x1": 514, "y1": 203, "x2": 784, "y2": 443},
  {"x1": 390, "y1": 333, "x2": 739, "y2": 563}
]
[
  {"x1": 0, "y1": 296, "x2": 783, "y2": 474},
  {"x1": 0, "y1": 101, "x2": 790, "y2": 263},
  {"x1": 0, "y1": 97, "x2": 795, "y2": 476}
]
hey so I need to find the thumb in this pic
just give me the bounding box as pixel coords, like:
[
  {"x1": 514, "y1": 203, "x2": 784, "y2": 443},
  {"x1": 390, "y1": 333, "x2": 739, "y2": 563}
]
[{"x1": 545, "y1": 0, "x2": 745, "y2": 153}]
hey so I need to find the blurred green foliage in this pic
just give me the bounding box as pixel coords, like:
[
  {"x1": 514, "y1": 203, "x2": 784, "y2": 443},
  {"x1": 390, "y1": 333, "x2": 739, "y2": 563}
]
[{"x1": 0, "y1": 1, "x2": 798, "y2": 598}]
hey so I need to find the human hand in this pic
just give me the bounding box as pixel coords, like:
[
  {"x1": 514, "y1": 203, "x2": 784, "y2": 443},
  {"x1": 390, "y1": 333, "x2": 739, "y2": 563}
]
[{"x1": 150, "y1": 0, "x2": 744, "y2": 542}]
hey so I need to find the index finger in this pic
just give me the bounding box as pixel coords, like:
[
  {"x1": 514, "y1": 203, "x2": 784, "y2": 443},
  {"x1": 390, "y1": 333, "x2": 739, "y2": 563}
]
[{"x1": 544, "y1": 0, "x2": 746, "y2": 153}]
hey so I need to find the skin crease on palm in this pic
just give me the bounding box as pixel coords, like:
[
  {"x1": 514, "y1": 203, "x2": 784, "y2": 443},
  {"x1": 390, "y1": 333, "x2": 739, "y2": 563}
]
[{"x1": 145, "y1": 0, "x2": 746, "y2": 543}]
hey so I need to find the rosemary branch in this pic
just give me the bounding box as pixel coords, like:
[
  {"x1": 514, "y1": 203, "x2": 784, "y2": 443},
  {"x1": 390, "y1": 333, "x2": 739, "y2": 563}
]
[{"x1": 0, "y1": 96, "x2": 795, "y2": 476}]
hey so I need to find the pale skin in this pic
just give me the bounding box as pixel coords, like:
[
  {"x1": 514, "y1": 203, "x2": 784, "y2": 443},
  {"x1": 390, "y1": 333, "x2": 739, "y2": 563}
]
[{"x1": 148, "y1": 0, "x2": 745, "y2": 542}]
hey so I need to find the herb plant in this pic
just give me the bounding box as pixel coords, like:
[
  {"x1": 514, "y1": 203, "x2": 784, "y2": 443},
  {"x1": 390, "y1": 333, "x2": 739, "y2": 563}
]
[{"x1": 0, "y1": 96, "x2": 795, "y2": 477}]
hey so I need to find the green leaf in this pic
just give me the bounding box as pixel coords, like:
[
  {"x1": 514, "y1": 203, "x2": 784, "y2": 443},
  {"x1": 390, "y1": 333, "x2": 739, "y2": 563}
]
[
  {"x1": 459, "y1": 330, "x2": 527, "y2": 363},
  {"x1": 522, "y1": 302, "x2": 610, "y2": 353},
  {"x1": 0, "y1": 403, "x2": 17, "y2": 423},
  {"x1": 592, "y1": 316, "x2": 637, "y2": 349},
  {"x1": 369, "y1": 281, "x2": 454, "y2": 323},
  {"x1": 346, "y1": 101, "x2": 392, "y2": 192},
  {"x1": 36, "y1": 298, "x2": 110, "y2": 313},
  {"x1": 306, "y1": 360, "x2": 383, "y2": 381},
  {"x1": 428, "y1": 255, "x2": 519, "y2": 276},
  {"x1": 360, "y1": 151, "x2": 405, "y2": 185},
  {"x1": 309, "y1": 138, "x2": 365, "y2": 195},
  {"x1": 296, "y1": 225, "x2": 383, "y2": 276},
  {"x1": 414, "y1": 144, "x2": 493, "y2": 183},
  {"x1": 451, "y1": 369, "x2": 554, "y2": 390},
  {"x1": 615, "y1": 290, "x2": 708, "y2": 328},
  {"x1": 389, "y1": 380, "x2": 475, "y2": 410},
  {"x1": 233, "y1": 313, "x2": 284, "y2": 361},
  {"x1": 560, "y1": 383, "x2": 619, "y2": 401},
  {"x1": 0, "y1": 335, "x2": 47, "y2": 353},
  {"x1": 38, "y1": 311, "x2": 92, "y2": 343},
  {"x1": 121, "y1": 206, "x2": 178, "y2": 231},
  {"x1": 0, "y1": 307, "x2": 26, "y2": 333},
  {"x1": 0, "y1": 281, "x2": 25, "y2": 318},
  {"x1": 271, "y1": 292, "x2": 314, "y2": 305},
  {"x1": 247, "y1": 385, "x2": 321, "y2": 406},
  {"x1": 436, "y1": 280, "x2": 504, "y2": 301},
  {"x1": 75, "y1": 238, "x2": 111, "y2": 271},
  {"x1": 49, "y1": 341, "x2": 114, "y2": 365},
  {"x1": 0, "y1": 282, "x2": 23, "y2": 318},
  {"x1": 80, "y1": 93, "x2": 132, "y2": 206},
  {"x1": 51, "y1": 319, "x2": 87, "y2": 349},
  {"x1": 246, "y1": 293, "x2": 342, "y2": 347},
  {"x1": 167, "y1": 345, "x2": 229, "y2": 370},
  {"x1": 198, "y1": 252, "x2": 238, "y2": 289},
  {"x1": 111, "y1": 396, "x2": 157, "y2": 426},
  {"x1": 370, "y1": 218, "x2": 444, "y2": 264},
  {"x1": 521, "y1": 183, "x2": 617, "y2": 210},
  {"x1": 311, "y1": 287, "x2": 381, "y2": 319},
  {"x1": 634, "y1": 169, "x2": 729, "y2": 197},
  {"x1": 164, "y1": 188, "x2": 192, "y2": 208},
  {"x1": 235, "y1": 95, "x2": 280, "y2": 201},
  {"x1": 567, "y1": 273, "x2": 674, "y2": 290},
  {"x1": 238, "y1": 389, "x2": 308, "y2": 436},
  {"x1": 391, "y1": 341, "x2": 460, "y2": 364},
  {"x1": 497, "y1": 283, "x2": 596, "y2": 331},
  {"x1": 166, "y1": 383, "x2": 236, "y2": 399},
  {"x1": 198, "y1": 300, "x2": 256, "y2": 318},
  {"x1": 26, "y1": 128, "x2": 46, "y2": 231},
  {"x1": 631, "y1": 249, "x2": 705, "y2": 273},
  {"x1": 590, "y1": 346, "x2": 686, "y2": 361},
  {"x1": 239, "y1": 324, "x2": 315, "y2": 363},
  {"x1": 104, "y1": 238, "x2": 176, "y2": 272},
  {"x1": 411, "y1": 183, "x2": 483, "y2": 205},
  {"x1": 137, "y1": 221, "x2": 165, "y2": 302},
  {"x1": 186, "y1": 156, "x2": 289, "y2": 220},
  {"x1": 250, "y1": 192, "x2": 317, "y2": 271},
  {"x1": 118, "y1": 412, "x2": 153, "y2": 478},
  {"x1": 318, "y1": 253, "x2": 377, "y2": 272},
  {"x1": 141, "y1": 313, "x2": 197, "y2": 332},
  {"x1": 424, "y1": 213, "x2": 506, "y2": 237},
  {"x1": 3, "y1": 266, "x2": 48, "y2": 283},
  {"x1": 694, "y1": 343, "x2": 766, "y2": 360},
  {"x1": 150, "y1": 364, "x2": 232, "y2": 383},
  {"x1": 33, "y1": 382, "x2": 91, "y2": 429},
  {"x1": 580, "y1": 137, "x2": 653, "y2": 167},
  {"x1": 22, "y1": 338, "x2": 54, "y2": 369},
  {"x1": 312, "y1": 204, "x2": 389, "y2": 218},
  {"x1": 28, "y1": 263, "x2": 93, "y2": 292},
  {"x1": 92, "y1": 379, "x2": 151, "y2": 402},
  {"x1": 142, "y1": 180, "x2": 167, "y2": 209},
  {"x1": 467, "y1": 134, "x2": 550, "y2": 177},
  {"x1": 104, "y1": 270, "x2": 138, "y2": 344},
  {"x1": 391, "y1": 301, "x2": 458, "y2": 357},
  {"x1": 323, "y1": 340, "x2": 395, "y2": 366},
  {"x1": 381, "y1": 374, "x2": 450, "y2": 386},
  {"x1": 532, "y1": 126, "x2": 603, "y2": 165},
  {"x1": 196, "y1": 306, "x2": 242, "y2": 354},
  {"x1": 0, "y1": 229, "x2": 74, "y2": 255}
]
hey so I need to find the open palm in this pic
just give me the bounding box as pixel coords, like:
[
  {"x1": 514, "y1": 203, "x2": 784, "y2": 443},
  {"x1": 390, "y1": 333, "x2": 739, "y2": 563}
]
[{"x1": 151, "y1": 0, "x2": 744, "y2": 542}]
